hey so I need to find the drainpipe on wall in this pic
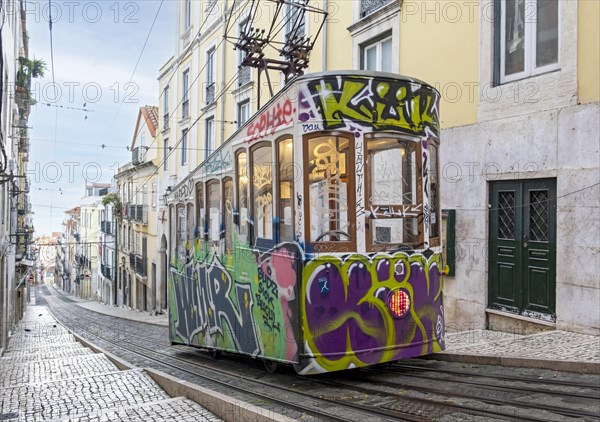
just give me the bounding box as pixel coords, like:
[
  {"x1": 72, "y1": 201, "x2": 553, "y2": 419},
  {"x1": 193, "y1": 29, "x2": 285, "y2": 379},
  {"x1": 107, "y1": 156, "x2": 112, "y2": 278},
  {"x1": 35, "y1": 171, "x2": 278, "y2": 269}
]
[
  {"x1": 220, "y1": 0, "x2": 229, "y2": 147},
  {"x1": 113, "y1": 211, "x2": 118, "y2": 306}
]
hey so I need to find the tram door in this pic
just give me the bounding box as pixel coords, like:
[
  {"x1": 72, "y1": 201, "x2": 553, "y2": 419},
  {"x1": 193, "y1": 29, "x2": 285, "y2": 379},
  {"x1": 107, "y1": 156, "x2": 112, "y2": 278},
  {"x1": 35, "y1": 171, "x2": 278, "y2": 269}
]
[{"x1": 489, "y1": 179, "x2": 557, "y2": 320}]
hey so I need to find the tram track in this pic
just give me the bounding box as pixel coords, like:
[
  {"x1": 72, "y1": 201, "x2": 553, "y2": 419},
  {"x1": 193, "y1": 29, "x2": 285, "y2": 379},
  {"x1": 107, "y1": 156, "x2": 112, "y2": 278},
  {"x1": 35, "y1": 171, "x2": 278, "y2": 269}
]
[
  {"x1": 42, "y1": 288, "x2": 426, "y2": 422},
  {"x1": 41, "y1": 286, "x2": 599, "y2": 421},
  {"x1": 366, "y1": 365, "x2": 600, "y2": 401},
  {"x1": 322, "y1": 370, "x2": 600, "y2": 421},
  {"x1": 394, "y1": 362, "x2": 600, "y2": 391}
]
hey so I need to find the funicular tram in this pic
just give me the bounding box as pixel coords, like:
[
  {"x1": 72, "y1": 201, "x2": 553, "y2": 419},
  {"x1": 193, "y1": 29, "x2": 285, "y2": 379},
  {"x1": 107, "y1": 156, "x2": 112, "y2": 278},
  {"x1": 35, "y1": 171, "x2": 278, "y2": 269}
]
[{"x1": 166, "y1": 70, "x2": 446, "y2": 374}]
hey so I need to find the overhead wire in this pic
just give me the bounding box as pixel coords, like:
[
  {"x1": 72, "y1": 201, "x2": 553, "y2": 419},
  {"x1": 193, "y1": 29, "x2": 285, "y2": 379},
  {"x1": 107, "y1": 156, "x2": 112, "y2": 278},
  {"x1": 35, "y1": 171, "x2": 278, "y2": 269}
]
[
  {"x1": 105, "y1": 0, "x2": 165, "y2": 136},
  {"x1": 116, "y1": 0, "x2": 223, "y2": 154},
  {"x1": 47, "y1": 0, "x2": 60, "y2": 236},
  {"x1": 123, "y1": 1, "x2": 243, "y2": 202}
]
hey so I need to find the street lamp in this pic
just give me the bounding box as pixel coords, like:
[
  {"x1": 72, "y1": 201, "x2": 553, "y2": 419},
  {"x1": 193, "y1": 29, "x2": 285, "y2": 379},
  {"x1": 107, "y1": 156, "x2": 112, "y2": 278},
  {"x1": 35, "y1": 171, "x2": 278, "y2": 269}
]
[{"x1": 162, "y1": 186, "x2": 172, "y2": 206}]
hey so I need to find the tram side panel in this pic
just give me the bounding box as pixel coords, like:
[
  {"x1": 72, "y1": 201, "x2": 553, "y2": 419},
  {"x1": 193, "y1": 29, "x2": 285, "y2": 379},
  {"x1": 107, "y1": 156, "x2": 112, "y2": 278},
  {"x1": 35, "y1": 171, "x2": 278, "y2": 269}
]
[
  {"x1": 167, "y1": 71, "x2": 445, "y2": 374},
  {"x1": 294, "y1": 74, "x2": 445, "y2": 374},
  {"x1": 298, "y1": 252, "x2": 445, "y2": 375}
]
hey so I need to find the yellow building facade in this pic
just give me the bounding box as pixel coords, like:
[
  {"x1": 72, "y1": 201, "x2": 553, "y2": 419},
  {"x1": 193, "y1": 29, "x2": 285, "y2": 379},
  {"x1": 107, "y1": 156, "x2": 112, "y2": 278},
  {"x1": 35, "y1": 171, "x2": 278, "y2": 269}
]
[
  {"x1": 115, "y1": 107, "x2": 160, "y2": 311},
  {"x1": 155, "y1": 1, "x2": 599, "y2": 335}
]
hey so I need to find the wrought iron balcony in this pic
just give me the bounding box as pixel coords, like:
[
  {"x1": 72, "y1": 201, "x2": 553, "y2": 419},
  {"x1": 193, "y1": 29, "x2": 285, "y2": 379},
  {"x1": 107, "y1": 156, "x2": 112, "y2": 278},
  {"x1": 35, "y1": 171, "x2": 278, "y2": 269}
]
[
  {"x1": 360, "y1": 0, "x2": 392, "y2": 18},
  {"x1": 126, "y1": 204, "x2": 147, "y2": 224},
  {"x1": 206, "y1": 83, "x2": 216, "y2": 104},
  {"x1": 74, "y1": 254, "x2": 90, "y2": 269},
  {"x1": 129, "y1": 253, "x2": 147, "y2": 277},
  {"x1": 238, "y1": 66, "x2": 251, "y2": 86},
  {"x1": 101, "y1": 263, "x2": 114, "y2": 281},
  {"x1": 132, "y1": 147, "x2": 146, "y2": 165},
  {"x1": 182, "y1": 100, "x2": 190, "y2": 119},
  {"x1": 100, "y1": 221, "x2": 113, "y2": 235}
]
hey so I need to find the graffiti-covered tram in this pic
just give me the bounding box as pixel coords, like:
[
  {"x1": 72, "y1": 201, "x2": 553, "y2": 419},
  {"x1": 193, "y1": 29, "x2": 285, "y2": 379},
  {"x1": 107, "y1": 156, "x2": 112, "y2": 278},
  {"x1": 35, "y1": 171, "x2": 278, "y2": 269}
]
[{"x1": 166, "y1": 71, "x2": 445, "y2": 375}]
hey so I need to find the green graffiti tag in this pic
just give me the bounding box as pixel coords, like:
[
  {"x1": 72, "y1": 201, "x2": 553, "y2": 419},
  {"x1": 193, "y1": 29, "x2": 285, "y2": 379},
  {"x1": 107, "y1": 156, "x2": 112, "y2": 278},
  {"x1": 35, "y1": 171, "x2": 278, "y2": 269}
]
[{"x1": 305, "y1": 77, "x2": 440, "y2": 136}]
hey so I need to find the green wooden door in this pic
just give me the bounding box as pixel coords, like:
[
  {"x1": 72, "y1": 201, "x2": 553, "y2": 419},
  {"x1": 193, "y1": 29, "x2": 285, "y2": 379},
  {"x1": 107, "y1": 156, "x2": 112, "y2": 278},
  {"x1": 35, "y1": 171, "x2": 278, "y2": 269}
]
[{"x1": 489, "y1": 179, "x2": 556, "y2": 320}]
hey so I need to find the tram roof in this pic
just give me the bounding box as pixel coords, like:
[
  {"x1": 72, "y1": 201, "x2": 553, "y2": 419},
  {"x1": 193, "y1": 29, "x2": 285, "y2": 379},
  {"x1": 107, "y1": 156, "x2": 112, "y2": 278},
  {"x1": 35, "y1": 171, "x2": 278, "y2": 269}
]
[{"x1": 167, "y1": 71, "x2": 439, "y2": 198}]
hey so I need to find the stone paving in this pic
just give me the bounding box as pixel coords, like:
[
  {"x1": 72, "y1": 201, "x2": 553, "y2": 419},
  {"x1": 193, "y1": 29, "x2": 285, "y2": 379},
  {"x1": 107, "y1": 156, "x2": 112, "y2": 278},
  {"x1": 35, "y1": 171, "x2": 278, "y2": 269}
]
[
  {"x1": 0, "y1": 304, "x2": 222, "y2": 422},
  {"x1": 0, "y1": 354, "x2": 119, "y2": 388},
  {"x1": 52, "y1": 282, "x2": 600, "y2": 367},
  {"x1": 444, "y1": 329, "x2": 600, "y2": 363},
  {"x1": 1, "y1": 347, "x2": 95, "y2": 364},
  {"x1": 65, "y1": 397, "x2": 219, "y2": 422},
  {"x1": 52, "y1": 284, "x2": 168, "y2": 327}
]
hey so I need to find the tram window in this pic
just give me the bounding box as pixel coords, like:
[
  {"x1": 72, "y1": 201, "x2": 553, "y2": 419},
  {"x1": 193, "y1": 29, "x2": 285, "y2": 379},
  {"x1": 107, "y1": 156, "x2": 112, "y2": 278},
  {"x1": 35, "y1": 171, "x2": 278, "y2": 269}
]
[
  {"x1": 207, "y1": 180, "x2": 221, "y2": 242},
  {"x1": 236, "y1": 150, "x2": 249, "y2": 243},
  {"x1": 177, "y1": 205, "x2": 186, "y2": 259},
  {"x1": 195, "y1": 183, "x2": 205, "y2": 240},
  {"x1": 366, "y1": 136, "x2": 422, "y2": 251},
  {"x1": 169, "y1": 205, "x2": 176, "y2": 259},
  {"x1": 305, "y1": 134, "x2": 355, "y2": 248},
  {"x1": 223, "y1": 178, "x2": 234, "y2": 253},
  {"x1": 277, "y1": 137, "x2": 294, "y2": 242},
  {"x1": 251, "y1": 144, "x2": 273, "y2": 240},
  {"x1": 186, "y1": 203, "x2": 194, "y2": 241},
  {"x1": 429, "y1": 142, "x2": 440, "y2": 246}
]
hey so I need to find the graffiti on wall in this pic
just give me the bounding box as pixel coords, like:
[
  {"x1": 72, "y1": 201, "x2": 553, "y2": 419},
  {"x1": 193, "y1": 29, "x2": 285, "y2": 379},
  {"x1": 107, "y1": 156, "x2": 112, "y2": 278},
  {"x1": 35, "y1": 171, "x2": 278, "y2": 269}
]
[
  {"x1": 301, "y1": 251, "x2": 444, "y2": 374},
  {"x1": 169, "y1": 242, "x2": 301, "y2": 361},
  {"x1": 355, "y1": 137, "x2": 365, "y2": 219},
  {"x1": 246, "y1": 98, "x2": 295, "y2": 143},
  {"x1": 205, "y1": 149, "x2": 232, "y2": 176},
  {"x1": 173, "y1": 179, "x2": 195, "y2": 203},
  {"x1": 421, "y1": 139, "x2": 430, "y2": 242},
  {"x1": 300, "y1": 76, "x2": 440, "y2": 137}
]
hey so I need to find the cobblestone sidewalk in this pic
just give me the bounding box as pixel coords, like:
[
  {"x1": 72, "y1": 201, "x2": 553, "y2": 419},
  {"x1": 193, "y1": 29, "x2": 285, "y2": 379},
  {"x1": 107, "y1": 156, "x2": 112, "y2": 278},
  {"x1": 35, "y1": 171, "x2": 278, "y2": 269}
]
[
  {"x1": 0, "y1": 306, "x2": 221, "y2": 421},
  {"x1": 444, "y1": 329, "x2": 600, "y2": 363}
]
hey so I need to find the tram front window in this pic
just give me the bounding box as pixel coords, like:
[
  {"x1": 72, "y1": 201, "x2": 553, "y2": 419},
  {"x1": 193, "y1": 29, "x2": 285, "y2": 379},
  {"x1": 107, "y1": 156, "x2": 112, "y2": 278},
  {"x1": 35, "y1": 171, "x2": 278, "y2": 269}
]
[
  {"x1": 305, "y1": 134, "x2": 355, "y2": 249},
  {"x1": 366, "y1": 136, "x2": 422, "y2": 251}
]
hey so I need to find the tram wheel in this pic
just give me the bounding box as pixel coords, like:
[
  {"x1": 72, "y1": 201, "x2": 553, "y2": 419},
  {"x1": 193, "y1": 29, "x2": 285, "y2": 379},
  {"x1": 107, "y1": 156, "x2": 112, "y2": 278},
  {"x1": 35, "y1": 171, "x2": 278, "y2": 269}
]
[
  {"x1": 210, "y1": 349, "x2": 222, "y2": 359},
  {"x1": 263, "y1": 360, "x2": 278, "y2": 373}
]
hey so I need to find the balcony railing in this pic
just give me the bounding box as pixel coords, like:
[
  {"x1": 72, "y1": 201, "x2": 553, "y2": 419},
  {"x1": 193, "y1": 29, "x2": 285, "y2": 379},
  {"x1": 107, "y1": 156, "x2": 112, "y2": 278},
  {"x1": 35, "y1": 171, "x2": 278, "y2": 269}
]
[
  {"x1": 182, "y1": 99, "x2": 190, "y2": 119},
  {"x1": 238, "y1": 66, "x2": 251, "y2": 86},
  {"x1": 101, "y1": 263, "x2": 114, "y2": 281},
  {"x1": 75, "y1": 254, "x2": 91, "y2": 270},
  {"x1": 124, "y1": 203, "x2": 147, "y2": 224},
  {"x1": 132, "y1": 147, "x2": 145, "y2": 165},
  {"x1": 100, "y1": 221, "x2": 113, "y2": 235},
  {"x1": 206, "y1": 83, "x2": 215, "y2": 104},
  {"x1": 360, "y1": 0, "x2": 392, "y2": 18},
  {"x1": 129, "y1": 253, "x2": 147, "y2": 277}
]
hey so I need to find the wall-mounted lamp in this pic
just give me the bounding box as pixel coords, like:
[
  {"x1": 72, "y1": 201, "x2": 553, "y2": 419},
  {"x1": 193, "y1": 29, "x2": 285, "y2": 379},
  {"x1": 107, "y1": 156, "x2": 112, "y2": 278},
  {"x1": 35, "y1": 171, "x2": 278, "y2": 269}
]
[{"x1": 162, "y1": 186, "x2": 173, "y2": 206}]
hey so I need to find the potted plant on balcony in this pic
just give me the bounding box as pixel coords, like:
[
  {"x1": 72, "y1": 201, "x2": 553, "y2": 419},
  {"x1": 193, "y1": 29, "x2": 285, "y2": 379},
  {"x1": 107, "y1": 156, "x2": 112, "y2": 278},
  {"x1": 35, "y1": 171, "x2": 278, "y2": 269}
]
[{"x1": 16, "y1": 57, "x2": 46, "y2": 105}]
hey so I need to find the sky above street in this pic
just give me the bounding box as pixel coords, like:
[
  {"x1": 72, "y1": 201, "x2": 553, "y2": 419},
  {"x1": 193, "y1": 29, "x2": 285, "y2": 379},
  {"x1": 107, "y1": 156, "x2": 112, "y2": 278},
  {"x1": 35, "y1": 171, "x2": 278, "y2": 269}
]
[{"x1": 26, "y1": 0, "x2": 177, "y2": 236}]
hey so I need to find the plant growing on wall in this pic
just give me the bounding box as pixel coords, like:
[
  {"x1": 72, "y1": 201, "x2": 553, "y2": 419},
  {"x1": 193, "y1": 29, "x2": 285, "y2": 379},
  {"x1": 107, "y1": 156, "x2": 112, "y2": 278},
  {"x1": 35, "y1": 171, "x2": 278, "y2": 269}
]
[
  {"x1": 16, "y1": 57, "x2": 46, "y2": 89},
  {"x1": 101, "y1": 193, "x2": 122, "y2": 218}
]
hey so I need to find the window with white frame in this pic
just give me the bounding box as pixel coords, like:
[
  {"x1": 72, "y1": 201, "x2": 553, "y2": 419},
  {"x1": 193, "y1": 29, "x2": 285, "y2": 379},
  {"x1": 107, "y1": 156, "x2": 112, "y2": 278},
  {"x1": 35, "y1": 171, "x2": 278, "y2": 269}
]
[
  {"x1": 152, "y1": 182, "x2": 157, "y2": 208},
  {"x1": 360, "y1": 0, "x2": 393, "y2": 18},
  {"x1": 206, "y1": 48, "x2": 216, "y2": 104},
  {"x1": 237, "y1": 100, "x2": 250, "y2": 128},
  {"x1": 205, "y1": 117, "x2": 215, "y2": 156},
  {"x1": 182, "y1": 70, "x2": 190, "y2": 118},
  {"x1": 162, "y1": 85, "x2": 169, "y2": 130},
  {"x1": 184, "y1": 0, "x2": 191, "y2": 29},
  {"x1": 361, "y1": 35, "x2": 392, "y2": 72},
  {"x1": 181, "y1": 129, "x2": 188, "y2": 165},
  {"x1": 499, "y1": 0, "x2": 559, "y2": 84},
  {"x1": 238, "y1": 18, "x2": 251, "y2": 86},
  {"x1": 163, "y1": 138, "x2": 169, "y2": 170},
  {"x1": 285, "y1": 0, "x2": 305, "y2": 40}
]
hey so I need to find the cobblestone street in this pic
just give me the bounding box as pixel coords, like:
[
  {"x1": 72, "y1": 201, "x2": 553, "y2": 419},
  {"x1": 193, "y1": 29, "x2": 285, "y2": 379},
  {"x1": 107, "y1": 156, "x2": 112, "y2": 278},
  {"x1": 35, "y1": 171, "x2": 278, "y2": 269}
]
[{"x1": 0, "y1": 304, "x2": 222, "y2": 421}]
